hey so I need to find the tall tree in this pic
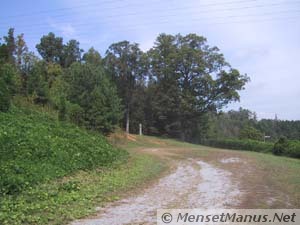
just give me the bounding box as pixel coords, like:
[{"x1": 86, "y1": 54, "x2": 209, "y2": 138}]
[
  {"x1": 36, "y1": 32, "x2": 63, "y2": 64},
  {"x1": 19, "y1": 52, "x2": 39, "y2": 95},
  {"x1": 0, "y1": 42, "x2": 9, "y2": 64},
  {"x1": 64, "y1": 63, "x2": 122, "y2": 133},
  {"x1": 82, "y1": 47, "x2": 102, "y2": 65},
  {"x1": 62, "y1": 39, "x2": 82, "y2": 67},
  {"x1": 207, "y1": 108, "x2": 257, "y2": 139},
  {"x1": 27, "y1": 60, "x2": 62, "y2": 104},
  {"x1": 146, "y1": 34, "x2": 182, "y2": 137},
  {"x1": 15, "y1": 33, "x2": 28, "y2": 67},
  {"x1": 147, "y1": 33, "x2": 249, "y2": 141},
  {"x1": 3, "y1": 28, "x2": 16, "y2": 64},
  {"x1": 105, "y1": 41, "x2": 144, "y2": 133},
  {"x1": 27, "y1": 61, "x2": 49, "y2": 105}
]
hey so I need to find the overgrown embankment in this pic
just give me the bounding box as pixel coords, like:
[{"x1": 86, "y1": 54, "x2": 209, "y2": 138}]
[
  {"x1": 0, "y1": 106, "x2": 165, "y2": 225},
  {"x1": 0, "y1": 106, "x2": 127, "y2": 196}
]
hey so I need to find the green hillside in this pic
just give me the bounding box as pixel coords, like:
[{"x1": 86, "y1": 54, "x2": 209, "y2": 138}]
[
  {"x1": 0, "y1": 105, "x2": 165, "y2": 225},
  {"x1": 0, "y1": 105, "x2": 128, "y2": 196}
]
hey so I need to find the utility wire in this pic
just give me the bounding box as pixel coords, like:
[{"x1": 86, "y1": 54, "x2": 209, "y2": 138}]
[
  {"x1": 1, "y1": 1, "x2": 300, "y2": 30},
  {"x1": 18, "y1": 14, "x2": 300, "y2": 40},
  {"x1": 3, "y1": 6, "x2": 299, "y2": 34},
  {"x1": 2, "y1": 0, "x2": 259, "y2": 20},
  {"x1": 4, "y1": 0, "x2": 300, "y2": 24},
  {"x1": 1, "y1": 1, "x2": 299, "y2": 42},
  {"x1": 3, "y1": 0, "x2": 125, "y2": 19}
]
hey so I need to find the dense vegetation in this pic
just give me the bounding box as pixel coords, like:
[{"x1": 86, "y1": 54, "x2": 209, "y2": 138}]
[
  {"x1": 272, "y1": 137, "x2": 300, "y2": 158},
  {"x1": 202, "y1": 138, "x2": 274, "y2": 153},
  {"x1": 0, "y1": 106, "x2": 128, "y2": 196},
  {"x1": 0, "y1": 144, "x2": 163, "y2": 225},
  {"x1": 204, "y1": 108, "x2": 300, "y2": 158},
  {"x1": 1, "y1": 28, "x2": 299, "y2": 160},
  {"x1": 0, "y1": 28, "x2": 249, "y2": 142},
  {"x1": 0, "y1": 25, "x2": 298, "y2": 225},
  {"x1": 208, "y1": 108, "x2": 300, "y2": 141},
  {"x1": 202, "y1": 137, "x2": 299, "y2": 158}
]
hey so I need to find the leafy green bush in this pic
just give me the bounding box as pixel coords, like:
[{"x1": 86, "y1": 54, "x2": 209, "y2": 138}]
[
  {"x1": 0, "y1": 106, "x2": 128, "y2": 196},
  {"x1": 272, "y1": 137, "x2": 288, "y2": 156},
  {"x1": 273, "y1": 138, "x2": 300, "y2": 158},
  {"x1": 203, "y1": 138, "x2": 300, "y2": 158},
  {"x1": 239, "y1": 125, "x2": 263, "y2": 141},
  {"x1": 202, "y1": 138, "x2": 273, "y2": 153},
  {"x1": 287, "y1": 141, "x2": 300, "y2": 158},
  {"x1": 0, "y1": 78, "x2": 10, "y2": 111},
  {"x1": 0, "y1": 64, "x2": 17, "y2": 112}
]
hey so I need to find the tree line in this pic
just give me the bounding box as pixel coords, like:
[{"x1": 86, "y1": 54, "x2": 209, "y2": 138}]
[
  {"x1": 208, "y1": 108, "x2": 300, "y2": 141},
  {"x1": 0, "y1": 28, "x2": 250, "y2": 141}
]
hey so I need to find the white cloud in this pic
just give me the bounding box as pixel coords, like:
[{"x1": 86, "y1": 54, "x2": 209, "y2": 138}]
[{"x1": 47, "y1": 19, "x2": 76, "y2": 38}]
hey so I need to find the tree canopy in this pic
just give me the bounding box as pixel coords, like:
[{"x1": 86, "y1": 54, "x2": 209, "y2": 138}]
[
  {"x1": 6, "y1": 28, "x2": 297, "y2": 143},
  {"x1": 145, "y1": 33, "x2": 249, "y2": 140}
]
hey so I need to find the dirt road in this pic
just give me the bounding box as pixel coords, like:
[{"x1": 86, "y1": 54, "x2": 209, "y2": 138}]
[{"x1": 71, "y1": 147, "x2": 249, "y2": 225}]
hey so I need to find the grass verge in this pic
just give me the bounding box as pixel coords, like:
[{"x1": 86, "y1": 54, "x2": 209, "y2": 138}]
[
  {"x1": 249, "y1": 152, "x2": 300, "y2": 207},
  {"x1": 0, "y1": 153, "x2": 165, "y2": 225}
]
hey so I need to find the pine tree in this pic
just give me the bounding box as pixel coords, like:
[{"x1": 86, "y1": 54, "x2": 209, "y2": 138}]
[{"x1": 105, "y1": 41, "x2": 145, "y2": 133}]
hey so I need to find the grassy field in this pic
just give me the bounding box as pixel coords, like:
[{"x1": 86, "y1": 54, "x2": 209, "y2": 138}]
[
  {"x1": 116, "y1": 134, "x2": 300, "y2": 208},
  {"x1": 250, "y1": 152, "x2": 300, "y2": 207}
]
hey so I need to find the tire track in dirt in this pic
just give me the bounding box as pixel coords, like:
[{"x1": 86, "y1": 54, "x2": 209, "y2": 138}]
[{"x1": 71, "y1": 149, "x2": 242, "y2": 225}]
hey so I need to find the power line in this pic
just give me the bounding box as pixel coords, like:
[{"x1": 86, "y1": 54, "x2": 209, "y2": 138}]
[
  {"x1": 5, "y1": 0, "x2": 300, "y2": 26},
  {"x1": 2, "y1": 6, "x2": 299, "y2": 35},
  {"x1": 0, "y1": 1, "x2": 298, "y2": 45},
  {"x1": 1, "y1": 1, "x2": 300, "y2": 31},
  {"x1": 17, "y1": 14, "x2": 300, "y2": 41},
  {"x1": 2, "y1": 0, "x2": 259, "y2": 20},
  {"x1": 3, "y1": 0, "x2": 125, "y2": 19}
]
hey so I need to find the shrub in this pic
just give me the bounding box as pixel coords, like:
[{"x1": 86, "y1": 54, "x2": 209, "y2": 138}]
[
  {"x1": 273, "y1": 138, "x2": 300, "y2": 158},
  {"x1": 239, "y1": 126, "x2": 263, "y2": 141},
  {"x1": 272, "y1": 137, "x2": 288, "y2": 156},
  {"x1": 0, "y1": 64, "x2": 17, "y2": 112},
  {"x1": 66, "y1": 102, "x2": 85, "y2": 125},
  {"x1": 202, "y1": 138, "x2": 273, "y2": 153},
  {"x1": 203, "y1": 138, "x2": 300, "y2": 159},
  {"x1": 0, "y1": 78, "x2": 10, "y2": 112},
  {"x1": 287, "y1": 141, "x2": 300, "y2": 158},
  {"x1": 58, "y1": 96, "x2": 66, "y2": 121}
]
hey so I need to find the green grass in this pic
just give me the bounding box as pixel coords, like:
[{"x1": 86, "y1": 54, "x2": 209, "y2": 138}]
[
  {"x1": 0, "y1": 105, "x2": 127, "y2": 196},
  {"x1": 121, "y1": 134, "x2": 204, "y2": 149},
  {"x1": 124, "y1": 135, "x2": 300, "y2": 208},
  {"x1": 0, "y1": 105, "x2": 166, "y2": 224},
  {"x1": 0, "y1": 153, "x2": 165, "y2": 225},
  {"x1": 1, "y1": 103, "x2": 299, "y2": 224},
  {"x1": 250, "y1": 152, "x2": 300, "y2": 207}
]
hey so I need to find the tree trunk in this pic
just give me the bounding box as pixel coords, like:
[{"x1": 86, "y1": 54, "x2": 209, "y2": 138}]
[{"x1": 126, "y1": 106, "x2": 130, "y2": 133}]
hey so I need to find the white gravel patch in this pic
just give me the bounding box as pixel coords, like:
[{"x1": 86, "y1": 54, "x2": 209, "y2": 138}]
[
  {"x1": 71, "y1": 159, "x2": 241, "y2": 225},
  {"x1": 220, "y1": 157, "x2": 241, "y2": 164}
]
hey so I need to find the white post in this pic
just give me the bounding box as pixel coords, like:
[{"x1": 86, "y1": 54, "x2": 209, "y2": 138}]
[
  {"x1": 139, "y1": 123, "x2": 142, "y2": 136},
  {"x1": 126, "y1": 109, "x2": 130, "y2": 134}
]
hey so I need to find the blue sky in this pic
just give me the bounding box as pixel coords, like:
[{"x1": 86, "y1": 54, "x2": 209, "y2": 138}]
[{"x1": 1, "y1": 0, "x2": 300, "y2": 120}]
